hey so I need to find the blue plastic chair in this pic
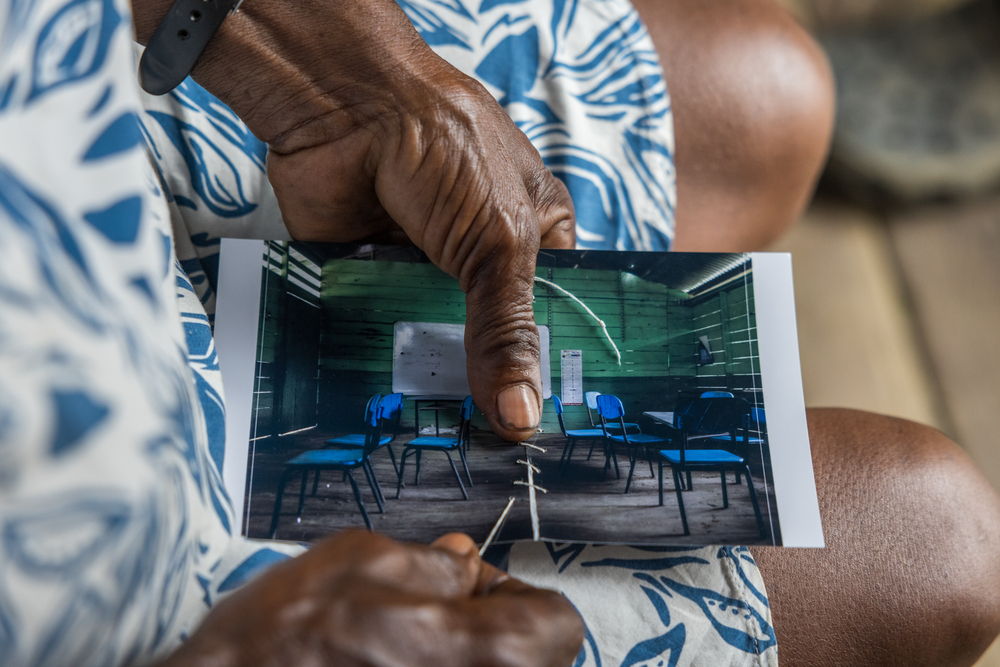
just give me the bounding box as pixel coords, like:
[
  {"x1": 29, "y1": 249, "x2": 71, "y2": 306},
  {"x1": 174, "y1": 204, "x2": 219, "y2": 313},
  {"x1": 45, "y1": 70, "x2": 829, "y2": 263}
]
[
  {"x1": 396, "y1": 396, "x2": 475, "y2": 500},
  {"x1": 269, "y1": 394, "x2": 387, "y2": 536},
  {"x1": 702, "y1": 405, "x2": 768, "y2": 486},
  {"x1": 655, "y1": 397, "x2": 766, "y2": 537},
  {"x1": 551, "y1": 395, "x2": 610, "y2": 475},
  {"x1": 596, "y1": 395, "x2": 666, "y2": 492},
  {"x1": 327, "y1": 392, "x2": 403, "y2": 481},
  {"x1": 585, "y1": 391, "x2": 640, "y2": 435},
  {"x1": 700, "y1": 391, "x2": 734, "y2": 398},
  {"x1": 748, "y1": 406, "x2": 767, "y2": 445},
  {"x1": 304, "y1": 393, "x2": 387, "y2": 497}
]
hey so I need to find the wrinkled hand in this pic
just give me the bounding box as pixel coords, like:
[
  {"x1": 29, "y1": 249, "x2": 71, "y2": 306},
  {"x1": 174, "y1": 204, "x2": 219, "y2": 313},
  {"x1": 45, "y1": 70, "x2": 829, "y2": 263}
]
[
  {"x1": 134, "y1": 0, "x2": 576, "y2": 440},
  {"x1": 160, "y1": 532, "x2": 583, "y2": 667}
]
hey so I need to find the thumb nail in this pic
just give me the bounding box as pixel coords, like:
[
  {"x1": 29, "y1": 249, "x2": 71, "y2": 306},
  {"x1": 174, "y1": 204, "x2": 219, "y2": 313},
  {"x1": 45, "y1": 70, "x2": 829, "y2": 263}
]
[{"x1": 497, "y1": 384, "x2": 540, "y2": 431}]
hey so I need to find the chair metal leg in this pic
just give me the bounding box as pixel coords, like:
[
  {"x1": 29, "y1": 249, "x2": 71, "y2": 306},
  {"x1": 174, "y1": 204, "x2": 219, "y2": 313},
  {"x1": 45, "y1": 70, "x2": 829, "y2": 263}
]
[
  {"x1": 647, "y1": 449, "x2": 655, "y2": 478},
  {"x1": 311, "y1": 470, "x2": 320, "y2": 496},
  {"x1": 743, "y1": 464, "x2": 767, "y2": 538},
  {"x1": 344, "y1": 469, "x2": 372, "y2": 530},
  {"x1": 269, "y1": 468, "x2": 292, "y2": 539},
  {"x1": 395, "y1": 449, "x2": 410, "y2": 499},
  {"x1": 362, "y1": 461, "x2": 384, "y2": 513},
  {"x1": 672, "y1": 468, "x2": 690, "y2": 536},
  {"x1": 658, "y1": 460, "x2": 664, "y2": 506},
  {"x1": 366, "y1": 460, "x2": 386, "y2": 507},
  {"x1": 686, "y1": 470, "x2": 693, "y2": 491},
  {"x1": 624, "y1": 449, "x2": 638, "y2": 494},
  {"x1": 296, "y1": 469, "x2": 308, "y2": 518},
  {"x1": 720, "y1": 469, "x2": 729, "y2": 508},
  {"x1": 562, "y1": 439, "x2": 580, "y2": 476},
  {"x1": 586, "y1": 439, "x2": 596, "y2": 460},
  {"x1": 444, "y1": 452, "x2": 469, "y2": 500},
  {"x1": 458, "y1": 446, "x2": 473, "y2": 487},
  {"x1": 415, "y1": 450, "x2": 423, "y2": 485},
  {"x1": 386, "y1": 445, "x2": 399, "y2": 477},
  {"x1": 604, "y1": 442, "x2": 620, "y2": 479}
]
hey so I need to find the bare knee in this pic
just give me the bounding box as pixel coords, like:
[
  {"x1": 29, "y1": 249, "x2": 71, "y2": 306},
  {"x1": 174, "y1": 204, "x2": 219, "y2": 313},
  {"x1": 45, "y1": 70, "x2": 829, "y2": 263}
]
[
  {"x1": 754, "y1": 409, "x2": 1000, "y2": 665},
  {"x1": 633, "y1": 0, "x2": 835, "y2": 250}
]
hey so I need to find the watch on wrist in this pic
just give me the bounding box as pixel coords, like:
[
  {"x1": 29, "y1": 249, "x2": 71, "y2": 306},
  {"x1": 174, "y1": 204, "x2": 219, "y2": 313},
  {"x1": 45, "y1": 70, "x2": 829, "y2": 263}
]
[{"x1": 139, "y1": 0, "x2": 241, "y2": 95}]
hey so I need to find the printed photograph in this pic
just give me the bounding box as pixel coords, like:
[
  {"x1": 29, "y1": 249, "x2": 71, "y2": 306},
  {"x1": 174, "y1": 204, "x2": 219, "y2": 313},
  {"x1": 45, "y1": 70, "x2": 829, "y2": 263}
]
[{"x1": 240, "y1": 242, "x2": 780, "y2": 546}]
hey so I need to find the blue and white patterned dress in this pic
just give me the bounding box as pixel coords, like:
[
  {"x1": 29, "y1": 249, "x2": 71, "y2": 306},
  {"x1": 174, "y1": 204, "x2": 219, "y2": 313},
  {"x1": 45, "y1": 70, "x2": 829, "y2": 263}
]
[{"x1": 0, "y1": 0, "x2": 776, "y2": 665}]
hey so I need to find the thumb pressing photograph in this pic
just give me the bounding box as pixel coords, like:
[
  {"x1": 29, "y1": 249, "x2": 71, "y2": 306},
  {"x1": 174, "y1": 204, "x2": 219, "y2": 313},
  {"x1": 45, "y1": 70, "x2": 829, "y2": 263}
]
[{"x1": 216, "y1": 241, "x2": 822, "y2": 548}]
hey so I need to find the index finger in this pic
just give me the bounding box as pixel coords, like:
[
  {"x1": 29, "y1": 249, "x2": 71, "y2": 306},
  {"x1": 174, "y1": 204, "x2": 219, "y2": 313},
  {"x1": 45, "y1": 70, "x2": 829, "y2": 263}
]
[
  {"x1": 307, "y1": 530, "x2": 483, "y2": 600},
  {"x1": 450, "y1": 576, "x2": 585, "y2": 667}
]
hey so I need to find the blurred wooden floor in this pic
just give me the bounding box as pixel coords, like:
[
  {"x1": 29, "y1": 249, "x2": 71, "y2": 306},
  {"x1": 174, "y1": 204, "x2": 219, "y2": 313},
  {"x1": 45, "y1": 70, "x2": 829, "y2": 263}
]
[{"x1": 767, "y1": 194, "x2": 1000, "y2": 666}]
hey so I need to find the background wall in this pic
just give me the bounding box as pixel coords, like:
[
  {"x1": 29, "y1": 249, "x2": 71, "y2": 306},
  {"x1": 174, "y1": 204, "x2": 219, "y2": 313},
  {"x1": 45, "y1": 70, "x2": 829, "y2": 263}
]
[
  {"x1": 313, "y1": 257, "x2": 761, "y2": 434},
  {"x1": 252, "y1": 242, "x2": 322, "y2": 438}
]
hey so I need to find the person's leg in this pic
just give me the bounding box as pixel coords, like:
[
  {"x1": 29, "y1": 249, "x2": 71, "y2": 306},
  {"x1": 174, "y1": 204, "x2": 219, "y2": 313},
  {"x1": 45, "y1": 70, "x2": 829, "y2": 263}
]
[
  {"x1": 631, "y1": 0, "x2": 835, "y2": 251},
  {"x1": 752, "y1": 409, "x2": 1000, "y2": 666}
]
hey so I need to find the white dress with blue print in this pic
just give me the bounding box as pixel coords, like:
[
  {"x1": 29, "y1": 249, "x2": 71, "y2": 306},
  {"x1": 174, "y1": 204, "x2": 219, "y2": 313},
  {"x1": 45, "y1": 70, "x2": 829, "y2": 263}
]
[{"x1": 0, "y1": 0, "x2": 776, "y2": 665}]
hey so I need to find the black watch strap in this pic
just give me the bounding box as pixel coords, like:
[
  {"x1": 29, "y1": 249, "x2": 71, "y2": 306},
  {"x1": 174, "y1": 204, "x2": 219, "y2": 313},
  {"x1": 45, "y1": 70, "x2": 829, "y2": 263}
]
[{"x1": 139, "y1": 0, "x2": 239, "y2": 95}]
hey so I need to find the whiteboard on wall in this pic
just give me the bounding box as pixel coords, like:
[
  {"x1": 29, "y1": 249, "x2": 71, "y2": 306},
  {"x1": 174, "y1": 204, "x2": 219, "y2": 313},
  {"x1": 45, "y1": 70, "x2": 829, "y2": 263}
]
[{"x1": 392, "y1": 322, "x2": 551, "y2": 398}]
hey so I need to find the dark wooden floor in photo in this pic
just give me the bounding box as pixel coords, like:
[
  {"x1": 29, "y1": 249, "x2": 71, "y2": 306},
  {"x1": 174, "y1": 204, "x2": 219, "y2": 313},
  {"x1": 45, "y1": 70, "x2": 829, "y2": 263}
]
[
  {"x1": 244, "y1": 432, "x2": 777, "y2": 546},
  {"x1": 533, "y1": 435, "x2": 778, "y2": 545}
]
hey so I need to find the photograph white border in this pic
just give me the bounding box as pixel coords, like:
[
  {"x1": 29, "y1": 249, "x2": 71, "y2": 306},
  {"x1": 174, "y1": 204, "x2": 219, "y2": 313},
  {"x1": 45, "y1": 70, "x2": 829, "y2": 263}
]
[
  {"x1": 751, "y1": 252, "x2": 824, "y2": 547},
  {"x1": 217, "y1": 240, "x2": 824, "y2": 547},
  {"x1": 216, "y1": 239, "x2": 265, "y2": 528}
]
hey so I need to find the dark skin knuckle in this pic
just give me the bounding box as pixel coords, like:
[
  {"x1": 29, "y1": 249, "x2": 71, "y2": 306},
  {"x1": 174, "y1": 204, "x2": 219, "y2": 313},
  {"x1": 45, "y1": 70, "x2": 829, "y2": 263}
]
[
  {"x1": 458, "y1": 207, "x2": 538, "y2": 292},
  {"x1": 467, "y1": 306, "x2": 540, "y2": 374}
]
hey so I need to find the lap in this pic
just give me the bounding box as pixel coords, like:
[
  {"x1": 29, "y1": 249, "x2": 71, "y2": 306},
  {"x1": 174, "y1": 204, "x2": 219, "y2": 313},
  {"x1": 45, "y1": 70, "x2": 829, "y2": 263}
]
[{"x1": 753, "y1": 408, "x2": 1000, "y2": 666}]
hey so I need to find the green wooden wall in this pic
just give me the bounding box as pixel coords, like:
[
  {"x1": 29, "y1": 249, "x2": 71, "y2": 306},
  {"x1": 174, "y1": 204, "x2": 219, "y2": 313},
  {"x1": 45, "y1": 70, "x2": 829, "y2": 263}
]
[
  {"x1": 314, "y1": 258, "x2": 762, "y2": 434},
  {"x1": 252, "y1": 242, "x2": 323, "y2": 437},
  {"x1": 689, "y1": 275, "x2": 764, "y2": 402}
]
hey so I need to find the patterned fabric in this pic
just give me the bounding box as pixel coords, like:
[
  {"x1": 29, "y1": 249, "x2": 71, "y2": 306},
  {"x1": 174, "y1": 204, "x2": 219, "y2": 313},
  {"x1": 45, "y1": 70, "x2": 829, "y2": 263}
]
[
  {"x1": 395, "y1": 0, "x2": 677, "y2": 250},
  {"x1": 0, "y1": 0, "x2": 773, "y2": 666},
  {"x1": 509, "y1": 543, "x2": 777, "y2": 667},
  {"x1": 0, "y1": 2, "x2": 299, "y2": 665}
]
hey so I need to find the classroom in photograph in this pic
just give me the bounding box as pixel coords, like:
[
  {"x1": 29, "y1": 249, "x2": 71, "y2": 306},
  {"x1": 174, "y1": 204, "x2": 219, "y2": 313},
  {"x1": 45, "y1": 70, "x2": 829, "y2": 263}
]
[{"x1": 237, "y1": 242, "x2": 783, "y2": 547}]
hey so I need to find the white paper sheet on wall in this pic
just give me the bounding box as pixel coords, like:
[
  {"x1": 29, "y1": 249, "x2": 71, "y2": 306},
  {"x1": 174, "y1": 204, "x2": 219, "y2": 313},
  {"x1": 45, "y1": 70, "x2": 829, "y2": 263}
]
[{"x1": 560, "y1": 349, "x2": 583, "y2": 405}]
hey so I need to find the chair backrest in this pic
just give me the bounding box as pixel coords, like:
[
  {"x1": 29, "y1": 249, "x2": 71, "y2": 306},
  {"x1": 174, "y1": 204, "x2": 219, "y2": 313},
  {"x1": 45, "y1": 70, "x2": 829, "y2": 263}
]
[
  {"x1": 675, "y1": 397, "x2": 749, "y2": 438},
  {"x1": 363, "y1": 394, "x2": 382, "y2": 428},
  {"x1": 378, "y1": 392, "x2": 404, "y2": 440},
  {"x1": 551, "y1": 394, "x2": 568, "y2": 437},
  {"x1": 361, "y1": 395, "x2": 386, "y2": 455},
  {"x1": 584, "y1": 391, "x2": 600, "y2": 426},
  {"x1": 747, "y1": 406, "x2": 767, "y2": 444},
  {"x1": 457, "y1": 395, "x2": 476, "y2": 446},
  {"x1": 595, "y1": 394, "x2": 625, "y2": 420},
  {"x1": 460, "y1": 395, "x2": 475, "y2": 420},
  {"x1": 379, "y1": 393, "x2": 403, "y2": 421},
  {"x1": 596, "y1": 394, "x2": 631, "y2": 442},
  {"x1": 700, "y1": 391, "x2": 734, "y2": 398}
]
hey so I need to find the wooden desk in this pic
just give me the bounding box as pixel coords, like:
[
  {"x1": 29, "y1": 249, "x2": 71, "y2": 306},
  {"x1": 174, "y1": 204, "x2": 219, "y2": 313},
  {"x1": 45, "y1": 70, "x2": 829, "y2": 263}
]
[
  {"x1": 408, "y1": 395, "x2": 464, "y2": 437},
  {"x1": 643, "y1": 411, "x2": 675, "y2": 426}
]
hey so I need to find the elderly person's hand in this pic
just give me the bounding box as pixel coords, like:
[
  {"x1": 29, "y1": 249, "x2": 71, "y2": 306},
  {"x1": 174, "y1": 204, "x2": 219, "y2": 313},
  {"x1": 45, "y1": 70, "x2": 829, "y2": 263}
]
[
  {"x1": 159, "y1": 531, "x2": 583, "y2": 666},
  {"x1": 135, "y1": 0, "x2": 576, "y2": 442}
]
